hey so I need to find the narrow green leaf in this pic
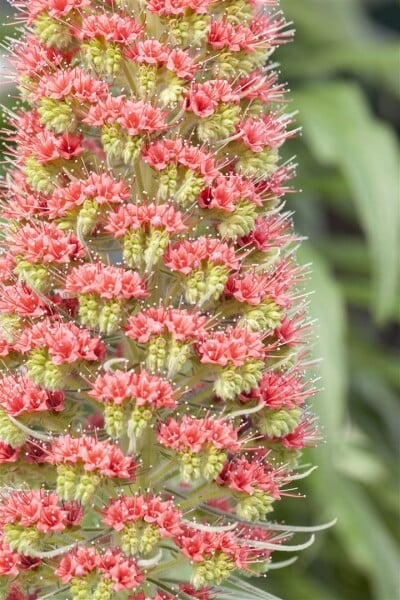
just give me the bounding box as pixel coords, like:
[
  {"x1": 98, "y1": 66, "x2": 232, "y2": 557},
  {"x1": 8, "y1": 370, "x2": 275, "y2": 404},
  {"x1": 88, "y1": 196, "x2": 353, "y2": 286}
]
[
  {"x1": 299, "y1": 244, "x2": 399, "y2": 599},
  {"x1": 295, "y1": 82, "x2": 400, "y2": 322},
  {"x1": 299, "y1": 243, "x2": 347, "y2": 439}
]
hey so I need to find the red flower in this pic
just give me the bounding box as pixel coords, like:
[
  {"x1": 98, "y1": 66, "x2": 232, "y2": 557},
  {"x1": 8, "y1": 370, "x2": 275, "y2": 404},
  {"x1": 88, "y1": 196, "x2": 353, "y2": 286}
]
[
  {"x1": 0, "y1": 283, "x2": 47, "y2": 317},
  {"x1": 186, "y1": 80, "x2": 239, "y2": 117},
  {"x1": 26, "y1": 0, "x2": 91, "y2": 24},
  {"x1": 89, "y1": 369, "x2": 176, "y2": 409},
  {"x1": 103, "y1": 495, "x2": 183, "y2": 538},
  {"x1": 158, "y1": 416, "x2": 239, "y2": 453},
  {"x1": 106, "y1": 202, "x2": 187, "y2": 237},
  {"x1": 177, "y1": 529, "x2": 249, "y2": 569},
  {"x1": 0, "y1": 375, "x2": 58, "y2": 417},
  {"x1": 47, "y1": 435, "x2": 136, "y2": 480},
  {"x1": 146, "y1": 0, "x2": 211, "y2": 16},
  {"x1": 65, "y1": 263, "x2": 148, "y2": 300},
  {"x1": 164, "y1": 237, "x2": 240, "y2": 274},
  {"x1": 217, "y1": 456, "x2": 282, "y2": 498},
  {"x1": 9, "y1": 223, "x2": 85, "y2": 264},
  {"x1": 0, "y1": 443, "x2": 20, "y2": 464},
  {"x1": 197, "y1": 326, "x2": 265, "y2": 367},
  {"x1": 16, "y1": 319, "x2": 106, "y2": 365},
  {"x1": 56, "y1": 546, "x2": 98, "y2": 583},
  {"x1": 34, "y1": 68, "x2": 109, "y2": 103},
  {"x1": 47, "y1": 172, "x2": 130, "y2": 218},
  {"x1": 198, "y1": 173, "x2": 261, "y2": 212},
  {"x1": 125, "y1": 40, "x2": 170, "y2": 66},
  {"x1": 78, "y1": 13, "x2": 143, "y2": 44}
]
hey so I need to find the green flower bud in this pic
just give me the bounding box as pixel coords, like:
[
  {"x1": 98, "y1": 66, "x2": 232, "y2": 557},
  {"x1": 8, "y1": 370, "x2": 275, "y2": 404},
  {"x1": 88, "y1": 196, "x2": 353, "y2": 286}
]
[
  {"x1": 4, "y1": 524, "x2": 41, "y2": 555},
  {"x1": 197, "y1": 104, "x2": 241, "y2": 143},
  {"x1": 71, "y1": 577, "x2": 91, "y2": 600},
  {"x1": 217, "y1": 199, "x2": 258, "y2": 239},
  {"x1": 236, "y1": 147, "x2": 279, "y2": 178},
  {"x1": 93, "y1": 578, "x2": 113, "y2": 600},
  {"x1": 166, "y1": 340, "x2": 190, "y2": 378},
  {"x1": 78, "y1": 294, "x2": 101, "y2": 329},
  {"x1": 83, "y1": 39, "x2": 122, "y2": 75},
  {"x1": 214, "y1": 368, "x2": 243, "y2": 402},
  {"x1": 192, "y1": 552, "x2": 235, "y2": 588},
  {"x1": 24, "y1": 157, "x2": 58, "y2": 193},
  {"x1": 185, "y1": 264, "x2": 229, "y2": 306},
  {"x1": 202, "y1": 447, "x2": 227, "y2": 480},
  {"x1": 213, "y1": 51, "x2": 240, "y2": 79},
  {"x1": 144, "y1": 228, "x2": 169, "y2": 273},
  {"x1": 259, "y1": 407, "x2": 301, "y2": 437},
  {"x1": 121, "y1": 522, "x2": 140, "y2": 556},
  {"x1": 236, "y1": 489, "x2": 275, "y2": 521},
  {"x1": 101, "y1": 123, "x2": 126, "y2": 160},
  {"x1": 77, "y1": 198, "x2": 99, "y2": 236},
  {"x1": 214, "y1": 359, "x2": 264, "y2": 401},
  {"x1": 33, "y1": 13, "x2": 72, "y2": 49},
  {"x1": 175, "y1": 171, "x2": 205, "y2": 207},
  {"x1": 102, "y1": 122, "x2": 143, "y2": 165},
  {"x1": 157, "y1": 164, "x2": 178, "y2": 200},
  {"x1": 159, "y1": 74, "x2": 187, "y2": 107},
  {"x1": 129, "y1": 405, "x2": 153, "y2": 438},
  {"x1": 98, "y1": 300, "x2": 123, "y2": 334},
  {"x1": 181, "y1": 449, "x2": 201, "y2": 482},
  {"x1": 239, "y1": 298, "x2": 283, "y2": 332},
  {"x1": 169, "y1": 14, "x2": 208, "y2": 46},
  {"x1": 137, "y1": 64, "x2": 158, "y2": 96},
  {"x1": 14, "y1": 261, "x2": 50, "y2": 293},
  {"x1": 104, "y1": 404, "x2": 125, "y2": 438},
  {"x1": 224, "y1": 0, "x2": 253, "y2": 23},
  {"x1": 123, "y1": 228, "x2": 147, "y2": 269},
  {"x1": 26, "y1": 349, "x2": 69, "y2": 390},
  {"x1": 122, "y1": 136, "x2": 144, "y2": 164},
  {"x1": 0, "y1": 409, "x2": 26, "y2": 447},
  {"x1": 140, "y1": 524, "x2": 160, "y2": 554},
  {"x1": 38, "y1": 97, "x2": 76, "y2": 134},
  {"x1": 56, "y1": 463, "x2": 79, "y2": 501},
  {"x1": 75, "y1": 472, "x2": 101, "y2": 505},
  {"x1": 146, "y1": 336, "x2": 168, "y2": 372},
  {"x1": 0, "y1": 313, "x2": 21, "y2": 343}
]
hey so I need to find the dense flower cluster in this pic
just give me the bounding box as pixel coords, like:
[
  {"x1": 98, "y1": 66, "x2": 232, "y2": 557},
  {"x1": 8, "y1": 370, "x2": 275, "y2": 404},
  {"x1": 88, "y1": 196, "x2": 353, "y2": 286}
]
[{"x1": 0, "y1": 0, "x2": 319, "y2": 598}]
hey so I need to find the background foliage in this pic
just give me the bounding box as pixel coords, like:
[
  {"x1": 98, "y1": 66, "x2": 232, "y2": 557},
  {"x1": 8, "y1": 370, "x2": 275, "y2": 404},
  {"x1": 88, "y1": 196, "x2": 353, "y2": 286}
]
[{"x1": 0, "y1": 1, "x2": 399, "y2": 599}]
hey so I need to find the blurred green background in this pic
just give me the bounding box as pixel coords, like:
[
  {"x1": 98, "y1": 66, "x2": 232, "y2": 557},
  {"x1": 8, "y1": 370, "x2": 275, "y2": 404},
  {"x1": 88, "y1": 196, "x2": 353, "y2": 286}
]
[{"x1": 0, "y1": 1, "x2": 399, "y2": 599}]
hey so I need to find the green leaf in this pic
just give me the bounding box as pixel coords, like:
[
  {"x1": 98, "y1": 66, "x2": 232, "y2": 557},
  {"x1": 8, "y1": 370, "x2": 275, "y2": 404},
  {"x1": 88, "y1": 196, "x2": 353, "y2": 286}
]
[
  {"x1": 332, "y1": 479, "x2": 400, "y2": 600},
  {"x1": 299, "y1": 243, "x2": 347, "y2": 439},
  {"x1": 299, "y1": 244, "x2": 400, "y2": 599},
  {"x1": 295, "y1": 82, "x2": 400, "y2": 322},
  {"x1": 281, "y1": 0, "x2": 400, "y2": 92}
]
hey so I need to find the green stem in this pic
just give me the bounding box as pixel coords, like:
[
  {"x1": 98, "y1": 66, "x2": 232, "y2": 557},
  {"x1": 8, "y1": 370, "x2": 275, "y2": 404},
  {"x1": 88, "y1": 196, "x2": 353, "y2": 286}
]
[
  {"x1": 122, "y1": 60, "x2": 138, "y2": 96},
  {"x1": 179, "y1": 485, "x2": 228, "y2": 511},
  {"x1": 180, "y1": 365, "x2": 216, "y2": 392},
  {"x1": 137, "y1": 428, "x2": 158, "y2": 488},
  {"x1": 148, "y1": 555, "x2": 187, "y2": 576},
  {"x1": 148, "y1": 456, "x2": 180, "y2": 488}
]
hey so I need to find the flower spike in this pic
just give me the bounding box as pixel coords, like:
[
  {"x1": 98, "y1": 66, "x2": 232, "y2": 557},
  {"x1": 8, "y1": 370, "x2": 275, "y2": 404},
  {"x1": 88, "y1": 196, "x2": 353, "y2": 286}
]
[{"x1": 0, "y1": 0, "x2": 319, "y2": 598}]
